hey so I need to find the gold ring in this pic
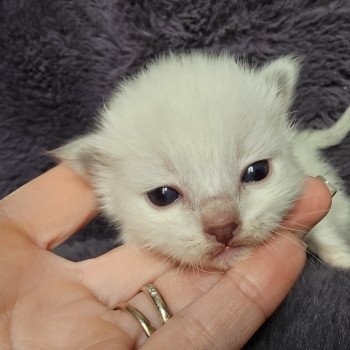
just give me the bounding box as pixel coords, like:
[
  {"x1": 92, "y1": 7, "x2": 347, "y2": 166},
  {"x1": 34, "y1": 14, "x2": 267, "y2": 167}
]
[
  {"x1": 114, "y1": 304, "x2": 155, "y2": 337},
  {"x1": 141, "y1": 284, "x2": 172, "y2": 324}
]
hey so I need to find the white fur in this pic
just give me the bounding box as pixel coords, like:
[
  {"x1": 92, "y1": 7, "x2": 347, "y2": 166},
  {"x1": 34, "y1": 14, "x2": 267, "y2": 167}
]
[{"x1": 55, "y1": 53, "x2": 350, "y2": 270}]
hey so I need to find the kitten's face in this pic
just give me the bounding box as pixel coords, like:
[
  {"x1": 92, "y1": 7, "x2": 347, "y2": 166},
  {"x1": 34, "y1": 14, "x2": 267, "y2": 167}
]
[{"x1": 57, "y1": 54, "x2": 305, "y2": 270}]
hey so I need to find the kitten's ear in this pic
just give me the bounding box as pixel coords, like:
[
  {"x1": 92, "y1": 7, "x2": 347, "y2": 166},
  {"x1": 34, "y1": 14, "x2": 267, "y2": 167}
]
[
  {"x1": 260, "y1": 56, "x2": 301, "y2": 106},
  {"x1": 50, "y1": 134, "x2": 111, "y2": 178}
]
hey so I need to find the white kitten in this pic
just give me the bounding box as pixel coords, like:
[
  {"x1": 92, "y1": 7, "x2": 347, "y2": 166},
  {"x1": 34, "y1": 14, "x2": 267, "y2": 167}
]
[{"x1": 54, "y1": 53, "x2": 350, "y2": 270}]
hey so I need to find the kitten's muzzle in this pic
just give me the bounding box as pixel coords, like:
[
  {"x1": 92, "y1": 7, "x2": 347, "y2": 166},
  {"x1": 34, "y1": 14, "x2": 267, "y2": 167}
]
[{"x1": 206, "y1": 222, "x2": 239, "y2": 245}]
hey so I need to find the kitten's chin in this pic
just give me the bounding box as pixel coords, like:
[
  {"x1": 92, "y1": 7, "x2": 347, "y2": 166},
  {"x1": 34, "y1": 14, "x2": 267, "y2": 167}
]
[{"x1": 201, "y1": 245, "x2": 255, "y2": 271}]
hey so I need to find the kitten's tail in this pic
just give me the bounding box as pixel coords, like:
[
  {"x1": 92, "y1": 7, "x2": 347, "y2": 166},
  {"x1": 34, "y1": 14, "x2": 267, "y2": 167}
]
[{"x1": 306, "y1": 106, "x2": 350, "y2": 150}]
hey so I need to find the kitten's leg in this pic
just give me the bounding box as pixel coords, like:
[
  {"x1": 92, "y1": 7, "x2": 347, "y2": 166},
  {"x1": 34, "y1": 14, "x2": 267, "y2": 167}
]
[
  {"x1": 306, "y1": 226, "x2": 350, "y2": 268},
  {"x1": 305, "y1": 186, "x2": 350, "y2": 269}
]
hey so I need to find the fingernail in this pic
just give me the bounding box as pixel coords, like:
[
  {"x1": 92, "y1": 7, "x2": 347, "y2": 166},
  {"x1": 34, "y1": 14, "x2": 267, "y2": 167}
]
[{"x1": 316, "y1": 176, "x2": 337, "y2": 197}]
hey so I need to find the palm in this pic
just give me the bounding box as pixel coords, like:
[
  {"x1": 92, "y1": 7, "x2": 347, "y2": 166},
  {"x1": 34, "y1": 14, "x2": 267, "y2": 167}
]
[{"x1": 1, "y1": 229, "x2": 116, "y2": 348}]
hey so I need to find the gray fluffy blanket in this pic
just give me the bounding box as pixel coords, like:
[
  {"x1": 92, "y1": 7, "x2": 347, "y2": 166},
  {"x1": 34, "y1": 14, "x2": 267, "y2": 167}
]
[{"x1": 1, "y1": 0, "x2": 350, "y2": 348}]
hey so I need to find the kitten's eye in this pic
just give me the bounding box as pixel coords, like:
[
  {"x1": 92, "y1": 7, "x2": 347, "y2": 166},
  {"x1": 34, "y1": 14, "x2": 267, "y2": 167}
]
[
  {"x1": 242, "y1": 160, "x2": 269, "y2": 183},
  {"x1": 147, "y1": 187, "x2": 181, "y2": 206}
]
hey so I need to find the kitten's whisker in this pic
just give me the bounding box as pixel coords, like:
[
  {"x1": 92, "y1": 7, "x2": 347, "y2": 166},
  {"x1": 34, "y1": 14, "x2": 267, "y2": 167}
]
[
  {"x1": 271, "y1": 230, "x2": 325, "y2": 266},
  {"x1": 176, "y1": 259, "x2": 183, "y2": 278},
  {"x1": 291, "y1": 184, "x2": 330, "y2": 201},
  {"x1": 278, "y1": 225, "x2": 308, "y2": 234},
  {"x1": 159, "y1": 254, "x2": 172, "y2": 267},
  {"x1": 262, "y1": 239, "x2": 279, "y2": 256},
  {"x1": 282, "y1": 220, "x2": 311, "y2": 230},
  {"x1": 192, "y1": 261, "x2": 211, "y2": 274},
  {"x1": 271, "y1": 230, "x2": 307, "y2": 252},
  {"x1": 179, "y1": 259, "x2": 187, "y2": 278},
  {"x1": 295, "y1": 209, "x2": 330, "y2": 216},
  {"x1": 138, "y1": 243, "x2": 176, "y2": 270},
  {"x1": 174, "y1": 264, "x2": 179, "y2": 281}
]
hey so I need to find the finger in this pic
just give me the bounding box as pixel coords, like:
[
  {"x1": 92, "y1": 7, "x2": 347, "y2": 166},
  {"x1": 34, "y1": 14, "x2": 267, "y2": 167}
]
[
  {"x1": 0, "y1": 164, "x2": 97, "y2": 249},
  {"x1": 114, "y1": 266, "x2": 222, "y2": 347},
  {"x1": 142, "y1": 232, "x2": 305, "y2": 349},
  {"x1": 281, "y1": 176, "x2": 332, "y2": 237},
  {"x1": 78, "y1": 245, "x2": 176, "y2": 307}
]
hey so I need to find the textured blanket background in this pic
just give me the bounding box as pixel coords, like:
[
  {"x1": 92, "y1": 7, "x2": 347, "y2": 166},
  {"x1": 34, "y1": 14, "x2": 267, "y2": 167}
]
[{"x1": 1, "y1": 0, "x2": 350, "y2": 348}]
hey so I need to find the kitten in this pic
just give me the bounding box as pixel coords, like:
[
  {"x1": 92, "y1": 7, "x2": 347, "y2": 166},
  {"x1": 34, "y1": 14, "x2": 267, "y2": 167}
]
[{"x1": 54, "y1": 53, "x2": 350, "y2": 270}]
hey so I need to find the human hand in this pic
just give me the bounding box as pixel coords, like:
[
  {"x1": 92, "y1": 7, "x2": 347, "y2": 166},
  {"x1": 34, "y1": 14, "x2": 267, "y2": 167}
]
[{"x1": 0, "y1": 165, "x2": 331, "y2": 349}]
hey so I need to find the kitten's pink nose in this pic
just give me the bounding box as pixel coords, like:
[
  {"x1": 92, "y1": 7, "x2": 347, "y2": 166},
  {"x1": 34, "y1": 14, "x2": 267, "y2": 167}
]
[{"x1": 206, "y1": 222, "x2": 239, "y2": 245}]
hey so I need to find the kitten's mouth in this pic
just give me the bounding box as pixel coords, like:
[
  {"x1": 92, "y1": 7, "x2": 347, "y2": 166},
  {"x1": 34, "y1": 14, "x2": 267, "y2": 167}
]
[
  {"x1": 212, "y1": 244, "x2": 243, "y2": 259},
  {"x1": 207, "y1": 242, "x2": 255, "y2": 269}
]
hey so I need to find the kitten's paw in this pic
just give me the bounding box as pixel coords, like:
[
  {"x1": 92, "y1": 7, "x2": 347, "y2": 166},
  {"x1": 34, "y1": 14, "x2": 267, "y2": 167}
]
[{"x1": 319, "y1": 249, "x2": 350, "y2": 269}]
